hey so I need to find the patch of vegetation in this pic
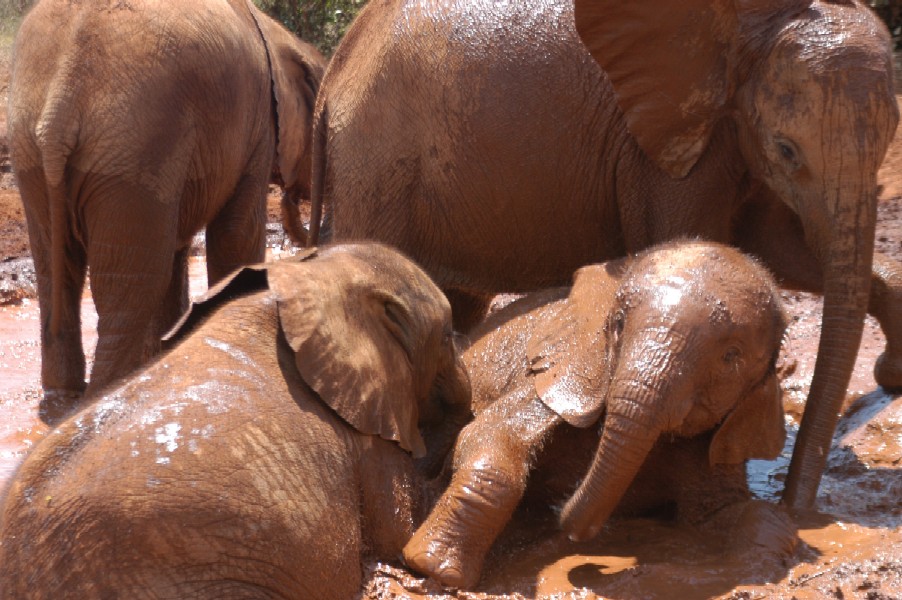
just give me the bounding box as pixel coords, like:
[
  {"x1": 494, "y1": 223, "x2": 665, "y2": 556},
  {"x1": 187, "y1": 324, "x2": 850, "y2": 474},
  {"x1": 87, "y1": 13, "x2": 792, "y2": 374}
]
[
  {"x1": 0, "y1": 1, "x2": 30, "y2": 48},
  {"x1": 0, "y1": 1, "x2": 363, "y2": 55},
  {"x1": 253, "y1": 0, "x2": 366, "y2": 55}
]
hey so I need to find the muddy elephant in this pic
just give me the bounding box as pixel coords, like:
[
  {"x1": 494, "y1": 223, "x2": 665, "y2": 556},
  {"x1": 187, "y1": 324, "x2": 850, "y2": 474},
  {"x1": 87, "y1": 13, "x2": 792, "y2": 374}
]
[
  {"x1": 309, "y1": 0, "x2": 901, "y2": 506},
  {"x1": 401, "y1": 241, "x2": 794, "y2": 588},
  {"x1": 8, "y1": 0, "x2": 326, "y2": 421},
  {"x1": 0, "y1": 243, "x2": 471, "y2": 600}
]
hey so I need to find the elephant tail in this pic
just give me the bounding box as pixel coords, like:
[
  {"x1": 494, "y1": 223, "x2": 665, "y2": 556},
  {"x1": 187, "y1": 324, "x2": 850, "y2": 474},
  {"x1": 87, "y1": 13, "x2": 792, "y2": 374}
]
[
  {"x1": 306, "y1": 103, "x2": 330, "y2": 247},
  {"x1": 280, "y1": 186, "x2": 309, "y2": 246},
  {"x1": 37, "y1": 105, "x2": 79, "y2": 337}
]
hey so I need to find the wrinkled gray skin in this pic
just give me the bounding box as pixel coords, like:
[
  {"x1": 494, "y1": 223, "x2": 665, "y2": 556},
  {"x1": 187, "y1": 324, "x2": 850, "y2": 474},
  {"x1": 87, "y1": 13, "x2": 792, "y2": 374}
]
[
  {"x1": 310, "y1": 0, "x2": 901, "y2": 507},
  {"x1": 9, "y1": 0, "x2": 325, "y2": 423},
  {"x1": 403, "y1": 241, "x2": 794, "y2": 589},
  {"x1": 0, "y1": 243, "x2": 471, "y2": 600}
]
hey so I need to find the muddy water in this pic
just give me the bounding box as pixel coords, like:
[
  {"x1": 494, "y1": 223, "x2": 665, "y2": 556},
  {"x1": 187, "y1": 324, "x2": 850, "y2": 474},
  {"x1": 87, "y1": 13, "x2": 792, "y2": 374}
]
[{"x1": 0, "y1": 257, "x2": 208, "y2": 486}]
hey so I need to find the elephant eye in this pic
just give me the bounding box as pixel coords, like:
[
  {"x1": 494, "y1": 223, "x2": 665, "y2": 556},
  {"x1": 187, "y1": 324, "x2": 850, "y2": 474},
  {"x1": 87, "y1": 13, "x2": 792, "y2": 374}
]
[
  {"x1": 775, "y1": 138, "x2": 801, "y2": 170},
  {"x1": 722, "y1": 346, "x2": 741, "y2": 366}
]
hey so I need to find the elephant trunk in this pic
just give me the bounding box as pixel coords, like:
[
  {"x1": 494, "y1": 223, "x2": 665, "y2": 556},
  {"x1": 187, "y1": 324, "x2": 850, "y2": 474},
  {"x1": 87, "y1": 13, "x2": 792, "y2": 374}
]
[
  {"x1": 559, "y1": 362, "x2": 679, "y2": 541},
  {"x1": 280, "y1": 186, "x2": 310, "y2": 247},
  {"x1": 416, "y1": 350, "x2": 472, "y2": 478},
  {"x1": 783, "y1": 197, "x2": 875, "y2": 508}
]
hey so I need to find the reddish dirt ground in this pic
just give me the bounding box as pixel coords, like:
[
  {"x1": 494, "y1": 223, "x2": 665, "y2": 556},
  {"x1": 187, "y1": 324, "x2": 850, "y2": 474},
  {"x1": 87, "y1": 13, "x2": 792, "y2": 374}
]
[{"x1": 0, "y1": 58, "x2": 900, "y2": 600}]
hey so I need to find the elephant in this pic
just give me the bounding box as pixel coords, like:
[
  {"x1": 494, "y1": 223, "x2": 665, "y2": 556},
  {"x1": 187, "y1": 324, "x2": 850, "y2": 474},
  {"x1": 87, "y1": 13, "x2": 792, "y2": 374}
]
[
  {"x1": 8, "y1": 0, "x2": 326, "y2": 422},
  {"x1": 307, "y1": 0, "x2": 902, "y2": 507},
  {"x1": 401, "y1": 241, "x2": 795, "y2": 589},
  {"x1": 0, "y1": 243, "x2": 472, "y2": 600}
]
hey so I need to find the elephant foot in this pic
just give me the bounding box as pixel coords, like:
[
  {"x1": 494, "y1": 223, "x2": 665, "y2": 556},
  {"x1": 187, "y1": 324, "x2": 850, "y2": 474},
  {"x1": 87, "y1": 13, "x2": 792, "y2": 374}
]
[
  {"x1": 874, "y1": 350, "x2": 902, "y2": 393},
  {"x1": 728, "y1": 500, "x2": 798, "y2": 569},
  {"x1": 403, "y1": 520, "x2": 488, "y2": 590},
  {"x1": 39, "y1": 389, "x2": 85, "y2": 426}
]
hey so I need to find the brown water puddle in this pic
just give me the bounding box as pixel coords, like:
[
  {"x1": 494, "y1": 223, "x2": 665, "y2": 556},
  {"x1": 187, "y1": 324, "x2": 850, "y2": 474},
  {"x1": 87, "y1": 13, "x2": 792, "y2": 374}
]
[{"x1": 0, "y1": 257, "x2": 208, "y2": 486}]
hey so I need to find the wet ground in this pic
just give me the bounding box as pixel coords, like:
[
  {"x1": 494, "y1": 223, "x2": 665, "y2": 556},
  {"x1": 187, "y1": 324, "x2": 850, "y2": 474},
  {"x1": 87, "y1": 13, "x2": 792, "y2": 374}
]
[{"x1": 0, "y1": 45, "x2": 901, "y2": 600}]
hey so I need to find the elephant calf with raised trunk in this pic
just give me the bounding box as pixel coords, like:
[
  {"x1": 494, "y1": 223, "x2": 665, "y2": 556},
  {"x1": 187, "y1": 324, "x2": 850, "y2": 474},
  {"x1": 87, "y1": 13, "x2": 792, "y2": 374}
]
[
  {"x1": 9, "y1": 0, "x2": 326, "y2": 423},
  {"x1": 403, "y1": 241, "x2": 795, "y2": 589},
  {"x1": 0, "y1": 243, "x2": 471, "y2": 600}
]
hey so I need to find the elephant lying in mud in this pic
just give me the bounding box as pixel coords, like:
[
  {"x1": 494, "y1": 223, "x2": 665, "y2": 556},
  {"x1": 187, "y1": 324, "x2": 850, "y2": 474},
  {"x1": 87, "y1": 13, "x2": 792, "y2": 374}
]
[
  {"x1": 0, "y1": 243, "x2": 471, "y2": 600},
  {"x1": 311, "y1": 0, "x2": 901, "y2": 507},
  {"x1": 9, "y1": 0, "x2": 326, "y2": 422},
  {"x1": 403, "y1": 242, "x2": 796, "y2": 589}
]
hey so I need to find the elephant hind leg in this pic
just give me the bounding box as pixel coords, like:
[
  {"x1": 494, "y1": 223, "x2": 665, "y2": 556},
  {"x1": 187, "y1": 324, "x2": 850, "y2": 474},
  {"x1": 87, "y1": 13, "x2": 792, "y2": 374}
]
[
  {"x1": 869, "y1": 253, "x2": 902, "y2": 391},
  {"x1": 83, "y1": 186, "x2": 180, "y2": 396},
  {"x1": 17, "y1": 168, "x2": 88, "y2": 422},
  {"x1": 205, "y1": 167, "x2": 268, "y2": 287}
]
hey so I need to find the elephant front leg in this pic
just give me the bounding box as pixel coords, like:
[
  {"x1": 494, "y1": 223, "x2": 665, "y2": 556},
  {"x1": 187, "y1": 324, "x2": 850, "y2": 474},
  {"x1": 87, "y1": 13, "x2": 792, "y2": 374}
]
[
  {"x1": 869, "y1": 253, "x2": 902, "y2": 391},
  {"x1": 403, "y1": 396, "x2": 561, "y2": 589},
  {"x1": 662, "y1": 437, "x2": 798, "y2": 568}
]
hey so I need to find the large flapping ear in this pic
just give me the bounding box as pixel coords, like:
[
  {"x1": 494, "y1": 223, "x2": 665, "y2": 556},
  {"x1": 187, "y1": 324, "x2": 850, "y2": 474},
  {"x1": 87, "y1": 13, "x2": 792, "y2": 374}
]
[
  {"x1": 572, "y1": 0, "x2": 810, "y2": 178},
  {"x1": 256, "y1": 11, "x2": 326, "y2": 194},
  {"x1": 268, "y1": 258, "x2": 427, "y2": 457},
  {"x1": 527, "y1": 260, "x2": 627, "y2": 427},
  {"x1": 709, "y1": 370, "x2": 786, "y2": 465}
]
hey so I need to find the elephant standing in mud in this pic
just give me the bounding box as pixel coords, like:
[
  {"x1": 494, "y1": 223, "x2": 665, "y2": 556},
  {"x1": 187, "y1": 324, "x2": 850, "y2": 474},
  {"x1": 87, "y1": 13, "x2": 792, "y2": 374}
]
[
  {"x1": 402, "y1": 242, "x2": 795, "y2": 589},
  {"x1": 310, "y1": 0, "x2": 901, "y2": 506},
  {"x1": 8, "y1": 0, "x2": 326, "y2": 422},
  {"x1": 0, "y1": 243, "x2": 471, "y2": 600}
]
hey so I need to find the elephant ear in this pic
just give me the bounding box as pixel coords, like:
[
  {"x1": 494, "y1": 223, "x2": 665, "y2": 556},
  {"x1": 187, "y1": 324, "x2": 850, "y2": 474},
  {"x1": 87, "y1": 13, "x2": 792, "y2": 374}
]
[
  {"x1": 162, "y1": 248, "x2": 320, "y2": 349},
  {"x1": 256, "y1": 11, "x2": 326, "y2": 194},
  {"x1": 268, "y1": 259, "x2": 426, "y2": 458},
  {"x1": 572, "y1": 0, "x2": 810, "y2": 178},
  {"x1": 527, "y1": 260, "x2": 627, "y2": 427},
  {"x1": 709, "y1": 370, "x2": 786, "y2": 465}
]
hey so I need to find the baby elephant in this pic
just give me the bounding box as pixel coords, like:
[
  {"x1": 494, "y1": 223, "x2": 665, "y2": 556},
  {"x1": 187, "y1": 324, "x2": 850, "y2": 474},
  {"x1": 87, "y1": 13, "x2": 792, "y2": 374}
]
[
  {"x1": 403, "y1": 241, "x2": 795, "y2": 589},
  {"x1": 0, "y1": 243, "x2": 471, "y2": 600}
]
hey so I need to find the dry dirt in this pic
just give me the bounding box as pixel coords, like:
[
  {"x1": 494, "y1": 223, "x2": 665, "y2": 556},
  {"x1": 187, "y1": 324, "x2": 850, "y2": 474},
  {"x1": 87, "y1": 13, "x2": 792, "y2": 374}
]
[{"x1": 0, "y1": 47, "x2": 900, "y2": 600}]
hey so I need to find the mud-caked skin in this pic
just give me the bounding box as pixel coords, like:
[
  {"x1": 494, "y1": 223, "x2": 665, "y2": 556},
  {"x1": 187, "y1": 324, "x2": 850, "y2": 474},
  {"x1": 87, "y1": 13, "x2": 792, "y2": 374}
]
[
  {"x1": 312, "y1": 0, "x2": 902, "y2": 507},
  {"x1": 9, "y1": 0, "x2": 326, "y2": 422},
  {"x1": 403, "y1": 242, "x2": 796, "y2": 589},
  {"x1": 0, "y1": 243, "x2": 472, "y2": 600}
]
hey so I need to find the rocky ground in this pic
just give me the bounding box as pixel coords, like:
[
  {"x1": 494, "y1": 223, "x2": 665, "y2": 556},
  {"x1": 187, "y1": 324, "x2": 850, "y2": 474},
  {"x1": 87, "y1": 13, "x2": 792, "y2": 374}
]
[{"x1": 0, "y1": 33, "x2": 900, "y2": 600}]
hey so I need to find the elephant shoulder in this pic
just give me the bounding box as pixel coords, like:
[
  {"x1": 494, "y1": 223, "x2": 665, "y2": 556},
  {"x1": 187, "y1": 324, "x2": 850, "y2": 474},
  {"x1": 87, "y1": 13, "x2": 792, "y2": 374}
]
[{"x1": 462, "y1": 289, "x2": 569, "y2": 412}]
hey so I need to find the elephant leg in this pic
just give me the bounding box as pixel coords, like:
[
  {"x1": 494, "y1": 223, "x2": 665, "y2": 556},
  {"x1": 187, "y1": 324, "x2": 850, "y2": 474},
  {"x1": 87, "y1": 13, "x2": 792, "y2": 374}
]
[
  {"x1": 403, "y1": 395, "x2": 561, "y2": 589},
  {"x1": 657, "y1": 436, "x2": 797, "y2": 564},
  {"x1": 155, "y1": 247, "x2": 190, "y2": 342},
  {"x1": 84, "y1": 187, "x2": 179, "y2": 396},
  {"x1": 867, "y1": 253, "x2": 902, "y2": 391},
  {"x1": 205, "y1": 172, "x2": 267, "y2": 287},
  {"x1": 445, "y1": 288, "x2": 492, "y2": 333},
  {"x1": 17, "y1": 169, "x2": 88, "y2": 422}
]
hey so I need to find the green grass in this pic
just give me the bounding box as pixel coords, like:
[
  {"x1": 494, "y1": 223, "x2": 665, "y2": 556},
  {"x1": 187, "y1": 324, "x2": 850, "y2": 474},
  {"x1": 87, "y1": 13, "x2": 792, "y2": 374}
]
[{"x1": 0, "y1": 0, "x2": 25, "y2": 52}]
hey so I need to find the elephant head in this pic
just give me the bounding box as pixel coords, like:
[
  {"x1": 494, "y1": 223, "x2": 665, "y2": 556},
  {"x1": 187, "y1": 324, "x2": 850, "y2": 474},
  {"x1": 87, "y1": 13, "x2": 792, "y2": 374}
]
[
  {"x1": 572, "y1": 0, "x2": 898, "y2": 507},
  {"x1": 270, "y1": 243, "x2": 472, "y2": 461},
  {"x1": 535, "y1": 242, "x2": 788, "y2": 541},
  {"x1": 251, "y1": 6, "x2": 326, "y2": 245},
  {"x1": 167, "y1": 243, "x2": 472, "y2": 467}
]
